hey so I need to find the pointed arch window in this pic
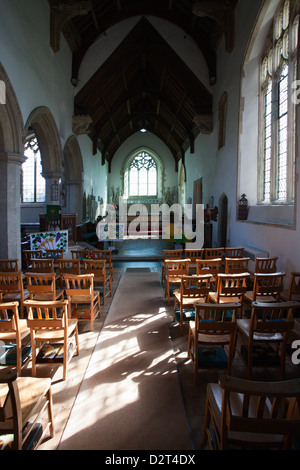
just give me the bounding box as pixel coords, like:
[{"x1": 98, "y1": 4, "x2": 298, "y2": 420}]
[
  {"x1": 260, "y1": 0, "x2": 298, "y2": 204},
  {"x1": 129, "y1": 152, "x2": 157, "y2": 197},
  {"x1": 22, "y1": 135, "x2": 45, "y2": 203}
]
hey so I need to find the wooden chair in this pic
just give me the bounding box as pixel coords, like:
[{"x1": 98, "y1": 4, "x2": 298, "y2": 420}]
[
  {"x1": 25, "y1": 299, "x2": 79, "y2": 381},
  {"x1": 244, "y1": 272, "x2": 285, "y2": 304},
  {"x1": 22, "y1": 250, "x2": 42, "y2": 270},
  {"x1": 184, "y1": 249, "x2": 204, "y2": 273},
  {"x1": 161, "y1": 249, "x2": 183, "y2": 284},
  {"x1": 187, "y1": 302, "x2": 240, "y2": 383},
  {"x1": 209, "y1": 273, "x2": 250, "y2": 318},
  {"x1": 224, "y1": 247, "x2": 244, "y2": 258},
  {"x1": 44, "y1": 249, "x2": 64, "y2": 259},
  {"x1": 281, "y1": 272, "x2": 300, "y2": 301},
  {"x1": 82, "y1": 259, "x2": 112, "y2": 305},
  {"x1": 63, "y1": 273, "x2": 101, "y2": 331},
  {"x1": 0, "y1": 259, "x2": 19, "y2": 272},
  {"x1": 164, "y1": 259, "x2": 190, "y2": 305},
  {"x1": 0, "y1": 272, "x2": 29, "y2": 318},
  {"x1": 30, "y1": 259, "x2": 55, "y2": 273},
  {"x1": 196, "y1": 258, "x2": 223, "y2": 287},
  {"x1": 224, "y1": 257, "x2": 250, "y2": 274},
  {"x1": 71, "y1": 250, "x2": 89, "y2": 263},
  {"x1": 174, "y1": 274, "x2": 212, "y2": 335},
  {"x1": 26, "y1": 273, "x2": 64, "y2": 301},
  {"x1": 92, "y1": 250, "x2": 114, "y2": 280},
  {"x1": 236, "y1": 300, "x2": 299, "y2": 379},
  {"x1": 57, "y1": 259, "x2": 81, "y2": 289},
  {"x1": 204, "y1": 247, "x2": 224, "y2": 259},
  {"x1": 0, "y1": 301, "x2": 31, "y2": 376},
  {"x1": 201, "y1": 374, "x2": 300, "y2": 450},
  {"x1": 254, "y1": 256, "x2": 278, "y2": 273},
  {"x1": 0, "y1": 368, "x2": 54, "y2": 449}
]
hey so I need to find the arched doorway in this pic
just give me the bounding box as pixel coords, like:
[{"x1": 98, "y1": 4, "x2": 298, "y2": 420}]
[{"x1": 63, "y1": 135, "x2": 84, "y2": 222}]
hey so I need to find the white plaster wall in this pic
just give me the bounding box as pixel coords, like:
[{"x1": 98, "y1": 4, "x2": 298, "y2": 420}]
[
  {"x1": 109, "y1": 131, "x2": 178, "y2": 200},
  {"x1": 78, "y1": 134, "x2": 108, "y2": 219},
  {"x1": 0, "y1": 0, "x2": 74, "y2": 144},
  {"x1": 189, "y1": 0, "x2": 300, "y2": 282}
]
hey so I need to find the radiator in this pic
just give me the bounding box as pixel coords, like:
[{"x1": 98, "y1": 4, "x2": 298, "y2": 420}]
[{"x1": 243, "y1": 246, "x2": 269, "y2": 273}]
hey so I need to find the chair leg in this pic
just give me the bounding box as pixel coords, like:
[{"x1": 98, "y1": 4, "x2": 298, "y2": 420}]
[
  {"x1": 200, "y1": 395, "x2": 211, "y2": 449},
  {"x1": 47, "y1": 388, "x2": 55, "y2": 438}
]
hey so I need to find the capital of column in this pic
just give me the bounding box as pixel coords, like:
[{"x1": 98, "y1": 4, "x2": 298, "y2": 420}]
[{"x1": 0, "y1": 151, "x2": 26, "y2": 166}]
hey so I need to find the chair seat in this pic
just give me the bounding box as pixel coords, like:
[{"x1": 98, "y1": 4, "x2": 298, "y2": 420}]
[
  {"x1": 281, "y1": 289, "x2": 300, "y2": 301},
  {"x1": 0, "y1": 319, "x2": 30, "y2": 342},
  {"x1": 30, "y1": 289, "x2": 64, "y2": 301},
  {"x1": 32, "y1": 319, "x2": 78, "y2": 342},
  {"x1": 244, "y1": 291, "x2": 277, "y2": 302},
  {"x1": 237, "y1": 319, "x2": 283, "y2": 342},
  {"x1": 168, "y1": 276, "x2": 183, "y2": 284},
  {"x1": 189, "y1": 322, "x2": 231, "y2": 345},
  {"x1": 69, "y1": 292, "x2": 99, "y2": 303},
  {"x1": 174, "y1": 292, "x2": 206, "y2": 306},
  {"x1": 3, "y1": 290, "x2": 29, "y2": 302},
  {"x1": 206, "y1": 383, "x2": 283, "y2": 446},
  {"x1": 0, "y1": 376, "x2": 51, "y2": 425},
  {"x1": 209, "y1": 292, "x2": 240, "y2": 303}
]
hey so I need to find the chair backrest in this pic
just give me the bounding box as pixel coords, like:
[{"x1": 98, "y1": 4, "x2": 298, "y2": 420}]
[
  {"x1": 196, "y1": 258, "x2": 222, "y2": 276},
  {"x1": 30, "y1": 259, "x2": 55, "y2": 273},
  {"x1": 23, "y1": 250, "x2": 42, "y2": 269},
  {"x1": 194, "y1": 301, "x2": 241, "y2": 322},
  {"x1": 82, "y1": 259, "x2": 106, "y2": 278},
  {"x1": 287, "y1": 272, "x2": 300, "y2": 300},
  {"x1": 0, "y1": 272, "x2": 24, "y2": 295},
  {"x1": 180, "y1": 274, "x2": 212, "y2": 300},
  {"x1": 25, "y1": 299, "x2": 68, "y2": 330},
  {"x1": 0, "y1": 301, "x2": 20, "y2": 334},
  {"x1": 63, "y1": 273, "x2": 94, "y2": 299},
  {"x1": 252, "y1": 272, "x2": 285, "y2": 301},
  {"x1": 26, "y1": 273, "x2": 57, "y2": 300},
  {"x1": 164, "y1": 259, "x2": 190, "y2": 276},
  {"x1": 163, "y1": 249, "x2": 183, "y2": 260},
  {"x1": 254, "y1": 256, "x2": 278, "y2": 273},
  {"x1": 204, "y1": 247, "x2": 224, "y2": 259},
  {"x1": 249, "y1": 300, "x2": 298, "y2": 335},
  {"x1": 0, "y1": 259, "x2": 19, "y2": 272},
  {"x1": 215, "y1": 273, "x2": 250, "y2": 301},
  {"x1": 71, "y1": 250, "x2": 89, "y2": 260},
  {"x1": 224, "y1": 247, "x2": 244, "y2": 258},
  {"x1": 184, "y1": 249, "x2": 204, "y2": 262},
  {"x1": 92, "y1": 250, "x2": 112, "y2": 262},
  {"x1": 217, "y1": 374, "x2": 300, "y2": 449},
  {"x1": 44, "y1": 249, "x2": 64, "y2": 259},
  {"x1": 58, "y1": 259, "x2": 81, "y2": 276},
  {"x1": 224, "y1": 257, "x2": 250, "y2": 274}
]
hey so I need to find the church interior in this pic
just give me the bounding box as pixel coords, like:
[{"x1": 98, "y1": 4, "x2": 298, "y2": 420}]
[{"x1": 0, "y1": 0, "x2": 300, "y2": 452}]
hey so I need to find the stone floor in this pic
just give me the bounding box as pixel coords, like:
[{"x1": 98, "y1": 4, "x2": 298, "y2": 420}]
[{"x1": 22, "y1": 239, "x2": 300, "y2": 450}]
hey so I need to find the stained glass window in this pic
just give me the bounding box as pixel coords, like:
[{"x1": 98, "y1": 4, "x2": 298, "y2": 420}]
[{"x1": 22, "y1": 136, "x2": 45, "y2": 203}]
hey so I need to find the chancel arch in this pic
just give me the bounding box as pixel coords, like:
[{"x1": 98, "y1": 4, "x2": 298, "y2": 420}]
[{"x1": 0, "y1": 62, "x2": 25, "y2": 260}]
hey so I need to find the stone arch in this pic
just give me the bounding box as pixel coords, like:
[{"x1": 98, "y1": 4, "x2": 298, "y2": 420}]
[
  {"x1": 0, "y1": 62, "x2": 24, "y2": 154},
  {"x1": 63, "y1": 135, "x2": 84, "y2": 221},
  {"x1": 0, "y1": 63, "x2": 25, "y2": 260},
  {"x1": 24, "y1": 106, "x2": 63, "y2": 177}
]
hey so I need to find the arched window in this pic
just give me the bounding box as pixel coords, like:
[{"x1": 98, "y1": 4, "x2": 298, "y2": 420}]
[
  {"x1": 128, "y1": 151, "x2": 157, "y2": 197},
  {"x1": 260, "y1": 0, "x2": 298, "y2": 203},
  {"x1": 22, "y1": 135, "x2": 45, "y2": 203}
]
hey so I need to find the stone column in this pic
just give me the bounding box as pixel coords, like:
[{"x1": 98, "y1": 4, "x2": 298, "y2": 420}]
[{"x1": 0, "y1": 152, "x2": 26, "y2": 262}]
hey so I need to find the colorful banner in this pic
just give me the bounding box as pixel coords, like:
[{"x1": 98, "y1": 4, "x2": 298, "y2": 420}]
[{"x1": 29, "y1": 230, "x2": 68, "y2": 254}]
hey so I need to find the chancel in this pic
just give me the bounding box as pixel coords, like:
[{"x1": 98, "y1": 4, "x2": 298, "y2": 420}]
[{"x1": 0, "y1": 0, "x2": 300, "y2": 452}]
